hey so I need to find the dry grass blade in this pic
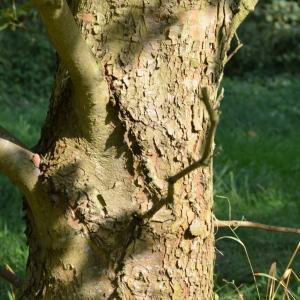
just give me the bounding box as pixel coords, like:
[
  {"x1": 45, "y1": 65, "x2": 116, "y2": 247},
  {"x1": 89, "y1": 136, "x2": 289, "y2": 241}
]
[
  {"x1": 216, "y1": 233, "x2": 261, "y2": 300},
  {"x1": 282, "y1": 269, "x2": 292, "y2": 300},
  {"x1": 266, "y1": 262, "x2": 277, "y2": 300},
  {"x1": 271, "y1": 242, "x2": 299, "y2": 300},
  {"x1": 254, "y1": 273, "x2": 296, "y2": 300}
]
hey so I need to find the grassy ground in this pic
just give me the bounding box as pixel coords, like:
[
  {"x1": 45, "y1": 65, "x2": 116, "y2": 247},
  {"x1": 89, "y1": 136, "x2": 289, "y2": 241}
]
[
  {"x1": 214, "y1": 76, "x2": 300, "y2": 298},
  {"x1": 0, "y1": 25, "x2": 299, "y2": 299}
]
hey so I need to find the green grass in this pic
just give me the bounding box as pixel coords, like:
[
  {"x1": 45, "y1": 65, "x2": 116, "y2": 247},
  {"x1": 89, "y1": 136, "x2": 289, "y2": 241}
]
[
  {"x1": 214, "y1": 76, "x2": 300, "y2": 299},
  {"x1": 0, "y1": 22, "x2": 299, "y2": 299}
]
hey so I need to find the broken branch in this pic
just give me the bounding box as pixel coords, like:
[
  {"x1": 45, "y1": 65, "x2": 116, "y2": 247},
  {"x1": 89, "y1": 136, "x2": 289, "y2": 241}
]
[{"x1": 0, "y1": 128, "x2": 40, "y2": 194}]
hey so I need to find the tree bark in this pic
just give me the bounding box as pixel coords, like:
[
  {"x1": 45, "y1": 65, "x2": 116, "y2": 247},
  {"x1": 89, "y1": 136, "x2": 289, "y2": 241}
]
[{"x1": 2, "y1": 0, "x2": 257, "y2": 299}]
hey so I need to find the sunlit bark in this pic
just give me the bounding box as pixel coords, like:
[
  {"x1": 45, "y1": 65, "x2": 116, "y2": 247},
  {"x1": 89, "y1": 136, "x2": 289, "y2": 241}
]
[{"x1": 0, "y1": 0, "x2": 259, "y2": 298}]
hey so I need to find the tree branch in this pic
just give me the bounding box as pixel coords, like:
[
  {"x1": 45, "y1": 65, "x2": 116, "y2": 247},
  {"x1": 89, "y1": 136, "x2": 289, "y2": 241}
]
[
  {"x1": 230, "y1": 0, "x2": 259, "y2": 38},
  {"x1": 34, "y1": 0, "x2": 109, "y2": 139},
  {"x1": 34, "y1": 0, "x2": 102, "y2": 90},
  {"x1": 221, "y1": 0, "x2": 259, "y2": 67},
  {"x1": 0, "y1": 128, "x2": 40, "y2": 194},
  {"x1": 215, "y1": 219, "x2": 300, "y2": 234},
  {"x1": 0, "y1": 265, "x2": 23, "y2": 289}
]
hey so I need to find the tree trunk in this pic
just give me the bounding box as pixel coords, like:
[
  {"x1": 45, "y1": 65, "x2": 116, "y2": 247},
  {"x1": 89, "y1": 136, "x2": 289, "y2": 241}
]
[{"x1": 0, "y1": 1, "x2": 256, "y2": 299}]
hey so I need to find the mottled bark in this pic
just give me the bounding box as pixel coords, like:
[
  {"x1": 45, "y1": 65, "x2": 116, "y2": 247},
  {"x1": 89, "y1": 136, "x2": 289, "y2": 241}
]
[{"x1": 1, "y1": 0, "x2": 257, "y2": 299}]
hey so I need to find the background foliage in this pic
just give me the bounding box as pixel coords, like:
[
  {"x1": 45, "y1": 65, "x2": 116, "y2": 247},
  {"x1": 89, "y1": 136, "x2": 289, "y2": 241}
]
[
  {"x1": 227, "y1": 0, "x2": 300, "y2": 76},
  {"x1": 0, "y1": 1, "x2": 299, "y2": 298}
]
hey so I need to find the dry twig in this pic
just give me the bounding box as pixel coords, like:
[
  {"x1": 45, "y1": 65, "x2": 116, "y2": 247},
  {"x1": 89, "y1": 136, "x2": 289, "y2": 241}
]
[{"x1": 215, "y1": 220, "x2": 300, "y2": 234}]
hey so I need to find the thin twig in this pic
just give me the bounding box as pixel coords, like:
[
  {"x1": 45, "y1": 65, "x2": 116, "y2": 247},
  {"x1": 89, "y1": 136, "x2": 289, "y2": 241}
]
[
  {"x1": 0, "y1": 265, "x2": 23, "y2": 288},
  {"x1": 141, "y1": 87, "x2": 220, "y2": 220},
  {"x1": 141, "y1": 183, "x2": 174, "y2": 220},
  {"x1": 215, "y1": 220, "x2": 300, "y2": 234},
  {"x1": 168, "y1": 87, "x2": 220, "y2": 184},
  {"x1": 226, "y1": 33, "x2": 243, "y2": 64}
]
